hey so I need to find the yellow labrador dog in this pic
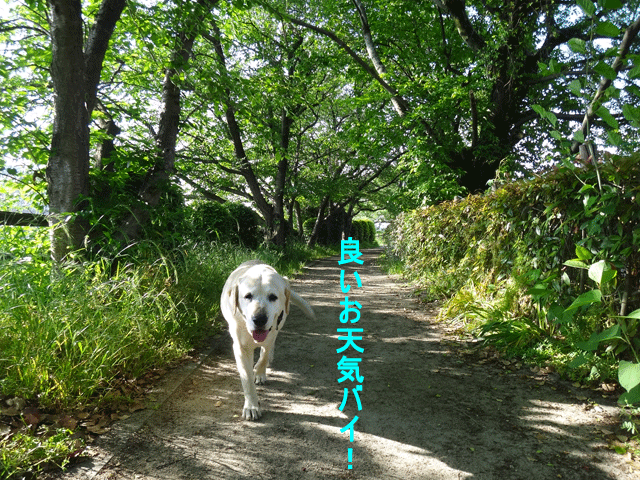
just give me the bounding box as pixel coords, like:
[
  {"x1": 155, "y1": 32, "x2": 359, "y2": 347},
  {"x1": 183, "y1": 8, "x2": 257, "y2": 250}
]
[{"x1": 220, "y1": 260, "x2": 315, "y2": 420}]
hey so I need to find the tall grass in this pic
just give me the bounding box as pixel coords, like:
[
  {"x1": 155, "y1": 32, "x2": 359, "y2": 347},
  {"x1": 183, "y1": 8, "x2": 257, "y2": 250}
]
[
  {"x1": 0, "y1": 230, "x2": 334, "y2": 477},
  {"x1": 0, "y1": 235, "x2": 331, "y2": 410},
  {"x1": 1, "y1": 256, "x2": 184, "y2": 408}
]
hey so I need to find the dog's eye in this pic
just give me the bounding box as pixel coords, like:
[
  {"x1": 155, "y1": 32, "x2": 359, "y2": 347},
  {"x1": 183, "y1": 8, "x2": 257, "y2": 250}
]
[
  {"x1": 244, "y1": 293, "x2": 253, "y2": 300},
  {"x1": 268, "y1": 294, "x2": 278, "y2": 302}
]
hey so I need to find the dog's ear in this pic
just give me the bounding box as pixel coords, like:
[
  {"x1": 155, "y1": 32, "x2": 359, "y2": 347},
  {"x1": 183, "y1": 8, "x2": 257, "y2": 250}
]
[
  {"x1": 285, "y1": 287, "x2": 291, "y2": 315},
  {"x1": 284, "y1": 277, "x2": 291, "y2": 315},
  {"x1": 230, "y1": 285, "x2": 239, "y2": 315}
]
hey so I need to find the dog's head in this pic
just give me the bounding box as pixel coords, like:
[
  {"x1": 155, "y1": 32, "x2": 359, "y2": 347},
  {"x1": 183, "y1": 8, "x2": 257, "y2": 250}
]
[{"x1": 231, "y1": 264, "x2": 290, "y2": 343}]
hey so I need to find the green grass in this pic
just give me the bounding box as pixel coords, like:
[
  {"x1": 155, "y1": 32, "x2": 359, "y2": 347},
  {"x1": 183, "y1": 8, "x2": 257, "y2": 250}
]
[
  {"x1": 379, "y1": 244, "x2": 623, "y2": 388},
  {"x1": 0, "y1": 230, "x2": 334, "y2": 478},
  {"x1": 376, "y1": 250, "x2": 405, "y2": 276},
  {"x1": 1, "y1": 429, "x2": 82, "y2": 478},
  {"x1": 1, "y1": 254, "x2": 188, "y2": 409}
]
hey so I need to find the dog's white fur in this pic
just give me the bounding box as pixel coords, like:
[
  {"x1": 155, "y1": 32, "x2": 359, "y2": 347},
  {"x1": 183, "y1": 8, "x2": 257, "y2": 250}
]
[{"x1": 220, "y1": 260, "x2": 315, "y2": 420}]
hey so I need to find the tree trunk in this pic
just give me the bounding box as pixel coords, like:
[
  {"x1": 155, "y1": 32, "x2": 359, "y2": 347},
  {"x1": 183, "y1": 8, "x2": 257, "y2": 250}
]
[
  {"x1": 46, "y1": 0, "x2": 126, "y2": 261},
  {"x1": 206, "y1": 20, "x2": 274, "y2": 230},
  {"x1": 118, "y1": 29, "x2": 198, "y2": 241},
  {"x1": 273, "y1": 109, "x2": 294, "y2": 247},
  {"x1": 307, "y1": 195, "x2": 330, "y2": 247},
  {"x1": 84, "y1": 0, "x2": 128, "y2": 117},
  {"x1": 293, "y1": 200, "x2": 304, "y2": 237},
  {"x1": 46, "y1": 0, "x2": 91, "y2": 261}
]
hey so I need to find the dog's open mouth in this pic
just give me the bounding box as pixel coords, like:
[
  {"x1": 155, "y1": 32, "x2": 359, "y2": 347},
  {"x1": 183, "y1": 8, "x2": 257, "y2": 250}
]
[{"x1": 252, "y1": 329, "x2": 269, "y2": 343}]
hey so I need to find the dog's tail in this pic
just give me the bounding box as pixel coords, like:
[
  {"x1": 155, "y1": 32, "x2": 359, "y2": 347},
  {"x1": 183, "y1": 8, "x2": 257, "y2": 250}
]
[{"x1": 291, "y1": 291, "x2": 316, "y2": 320}]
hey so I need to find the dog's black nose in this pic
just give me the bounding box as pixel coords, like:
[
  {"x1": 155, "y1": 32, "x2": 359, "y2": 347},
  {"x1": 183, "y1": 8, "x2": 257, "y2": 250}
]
[{"x1": 252, "y1": 312, "x2": 268, "y2": 328}]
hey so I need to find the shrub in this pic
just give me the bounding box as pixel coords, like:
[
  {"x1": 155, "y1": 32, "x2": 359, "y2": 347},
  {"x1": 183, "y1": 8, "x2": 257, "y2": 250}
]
[
  {"x1": 388, "y1": 156, "x2": 640, "y2": 309},
  {"x1": 387, "y1": 154, "x2": 640, "y2": 386},
  {"x1": 351, "y1": 219, "x2": 376, "y2": 243},
  {"x1": 189, "y1": 201, "x2": 236, "y2": 243},
  {"x1": 303, "y1": 218, "x2": 315, "y2": 239},
  {"x1": 0, "y1": 234, "x2": 333, "y2": 477},
  {"x1": 225, "y1": 203, "x2": 262, "y2": 248},
  {"x1": 367, "y1": 220, "x2": 376, "y2": 243},
  {"x1": 351, "y1": 219, "x2": 363, "y2": 241},
  {"x1": 189, "y1": 202, "x2": 263, "y2": 247}
]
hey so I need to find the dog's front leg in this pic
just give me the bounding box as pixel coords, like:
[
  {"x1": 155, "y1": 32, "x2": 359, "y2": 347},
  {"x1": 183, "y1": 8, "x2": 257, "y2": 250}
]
[
  {"x1": 254, "y1": 334, "x2": 277, "y2": 385},
  {"x1": 233, "y1": 344, "x2": 261, "y2": 420}
]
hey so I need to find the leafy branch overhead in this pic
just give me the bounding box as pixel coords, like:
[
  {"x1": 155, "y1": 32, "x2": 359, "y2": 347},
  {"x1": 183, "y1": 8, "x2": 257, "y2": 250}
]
[{"x1": 1, "y1": 0, "x2": 640, "y2": 252}]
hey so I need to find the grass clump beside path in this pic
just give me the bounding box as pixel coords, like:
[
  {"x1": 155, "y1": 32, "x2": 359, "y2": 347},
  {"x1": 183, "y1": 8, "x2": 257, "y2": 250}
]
[{"x1": 0, "y1": 234, "x2": 334, "y2": 478}]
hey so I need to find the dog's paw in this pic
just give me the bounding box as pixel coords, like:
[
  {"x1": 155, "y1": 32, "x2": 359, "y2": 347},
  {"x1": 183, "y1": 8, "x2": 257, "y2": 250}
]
[
  {"x1": 242, "y1": 403, "x2": 262, "y2": 421},
  {"x1": 254, "y1": 371, "x2": 267, "y2": 385}
]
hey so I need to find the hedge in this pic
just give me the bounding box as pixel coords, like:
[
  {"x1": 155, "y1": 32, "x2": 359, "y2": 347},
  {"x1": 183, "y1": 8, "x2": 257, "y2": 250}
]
[{"x1": 386, "y1": 154, "x2": 640, "y2": 333}]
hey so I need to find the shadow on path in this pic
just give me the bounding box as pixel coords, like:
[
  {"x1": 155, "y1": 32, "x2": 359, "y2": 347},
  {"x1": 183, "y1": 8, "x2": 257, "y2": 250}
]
[{"x1": 55, "y1": 249, "x2": 632, "y2": 479}]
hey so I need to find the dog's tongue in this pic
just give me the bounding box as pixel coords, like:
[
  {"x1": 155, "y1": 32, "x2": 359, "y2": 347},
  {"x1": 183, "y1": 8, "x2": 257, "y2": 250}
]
[{"x1": 252, "y1": 329, "x2": 269, "y2": 343}]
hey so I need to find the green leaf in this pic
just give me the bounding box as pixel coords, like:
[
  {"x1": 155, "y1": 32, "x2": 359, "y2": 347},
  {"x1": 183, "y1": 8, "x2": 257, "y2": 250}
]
[
  {"x1": 550, "y1": 130, "x2": 564, "y2": 141},
  {"x1": 629, "y1": 65, "x2": 640, "y2": 79},
  {"x1": 588, "y1": 260, "x2": 617, "y2": 285},
  {"x1": 576, "y1": 245, "x2": 593, "y2": 261},
  {"x1": 569, "y1": 352, "x2": 591, "y2": 368},
  {"x1": 596, "y1": 105, "x2": 619, "y2": 128},
  {"x1": 623, "y1": 308, "x2": 640, "y2": 320},
  {"x1": 595, "y1": 21, "x2": 620, "y2": 37},
  {"x1": 546, "y1": 111, "x2": 558, "y2": 127},
  {"x1": 531, "y1": 104, "x2": 558, "y2": 127},
  {"x1": 577, "y1": 0, "x2": 596, "y2": 16},
  {"x1": 584, "y1": 193, "x2": 598, "y2": 210},
  {"x1": 614, "y1": 444, "x2": 628, "y2": 454},
  {"x1": 578, "y1": 183, "x2": 595, "y2": 194},
  {"x1": 568, "y1": 38, "x2": 587, "y2": 54},
  {"x1": 622, "y1": 104, "x2": 640, "y2": 124},
  {"x1": 593, "y1": 61, "x2": 617, "y2": 80},
  {"x1": 528, "y1": 285, "x2": 552, "y2": 298},
  {"x1": 564, "y1": 259, "x2": 588, "y2": 269},
  {"x1": 619, "y1": 384, "x2": 640, "y2": 405},
  {"x1": 566, "y1": 289, "x2": 602, "y2": 311},
  {"x1": 595, "y1": 324, "x2": 621, "y2": 342},
  {"x1": 569, "y1": 79, "x2": 582, "y2": 96},
  {"x1": 576, "y1": 324, "x2": 621, "y2": 351},
  {"x1": 626, "y1": 84, "x2": 640, "y2": 98},
  {"x1": 619, "y1": 361, "x2": 640, "y2": 393},
  {"x1": 573, "y1": 130, "x2": 585, "y2": 143},
  {"x1": 607, "y1": 130, "x2": 622, "y2": 146},
  {"x1": 575, "y1": 339, "x2": 598, "y2": 352},
  {"x1": 548, "y1": 303, "x2": 574, "y2": 325},
  {"x1": 598, "y1": 0, "x2": 623, "y2": 10}
]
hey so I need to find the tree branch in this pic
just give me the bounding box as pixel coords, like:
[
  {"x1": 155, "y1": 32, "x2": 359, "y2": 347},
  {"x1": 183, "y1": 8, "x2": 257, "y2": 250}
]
[
  {"x1": 571, "y1": 15, "x2": 640, "y2": 152},
  {"x1": 0, "y1": 211, "x2": 48, "y2": 227},
  {"x1": 175, "y1": 173, "x2": 226, "y2": 203},
  {"x1": 350, "y1": 0, "x2": 410, "y2": 117},
  {"x1": 431, "y1": 0, "x2": 486, "y2": 52},
  {"x1": 204, "y1": 18, "x2": 274, "y2": 223},
  {"x1": 84, "y1": 0, "x2": 127, "y2": 117},
  {"x1": 176, "y1": 153, "x2": 243, "y2": 176},
  {"x1": 256, "y1": 0, "x2": 409, "y2": 117}
]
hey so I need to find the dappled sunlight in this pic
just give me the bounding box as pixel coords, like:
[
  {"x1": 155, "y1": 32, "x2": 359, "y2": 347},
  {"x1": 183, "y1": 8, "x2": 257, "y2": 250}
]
[
  {"x1": 59, "y1": 251, "x2": 634, "y2": 480},
  {"x1": 520, "y1": 399, "x2": 612, "y2": 441}
]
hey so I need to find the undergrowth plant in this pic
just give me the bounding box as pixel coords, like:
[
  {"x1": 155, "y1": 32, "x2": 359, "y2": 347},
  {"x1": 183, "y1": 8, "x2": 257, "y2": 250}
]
[
  {"x1": 0, "y1": 237, "x2": 330, "y2": 409},
  {"x1": 387, "y1": 154, "x2": 640, "y2": 406},
  {"x1": 553, "y1": 247, "x2": 640, "y2": 405},
  {"x1": 0, "y1": 429, "x2": 82, "y2": 479},
  {"x1": 0, "y1": 227, "x2": 332, "y2": 477}
]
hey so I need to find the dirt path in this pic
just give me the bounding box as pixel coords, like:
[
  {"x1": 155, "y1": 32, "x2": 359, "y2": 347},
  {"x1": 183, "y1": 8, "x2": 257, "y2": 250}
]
[{"x1": 54, "y1": 249, "x2": 636, "y2": 479}]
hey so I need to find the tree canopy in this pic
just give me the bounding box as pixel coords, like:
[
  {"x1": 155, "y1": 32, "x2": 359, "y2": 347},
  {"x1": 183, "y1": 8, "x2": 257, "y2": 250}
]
[{"x1": 0, "y1": 0, "x2": 639, "y2": 252}]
